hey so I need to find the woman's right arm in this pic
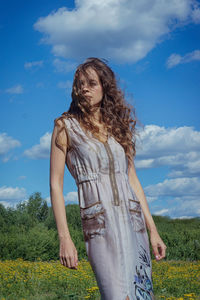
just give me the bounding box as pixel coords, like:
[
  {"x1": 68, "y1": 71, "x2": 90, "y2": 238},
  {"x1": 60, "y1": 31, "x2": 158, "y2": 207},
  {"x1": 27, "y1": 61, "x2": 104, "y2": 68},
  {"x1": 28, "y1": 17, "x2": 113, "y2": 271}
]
[{"x1": 50, "y1": 119, "x2": 78, "y2": 269}]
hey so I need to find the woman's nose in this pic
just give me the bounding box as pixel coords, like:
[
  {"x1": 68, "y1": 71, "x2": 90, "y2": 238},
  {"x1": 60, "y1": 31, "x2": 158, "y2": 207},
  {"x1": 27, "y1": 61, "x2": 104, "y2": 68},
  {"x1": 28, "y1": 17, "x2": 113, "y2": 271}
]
[{"x1": 82, "y1": 84, "x2": 89, "y2": 93}]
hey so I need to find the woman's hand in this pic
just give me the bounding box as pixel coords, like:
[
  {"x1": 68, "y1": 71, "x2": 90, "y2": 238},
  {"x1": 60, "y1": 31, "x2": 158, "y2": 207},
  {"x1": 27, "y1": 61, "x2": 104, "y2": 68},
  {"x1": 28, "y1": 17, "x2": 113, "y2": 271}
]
[
  {"x1": 59, "y1": 236, "x2": 79, "y2": 269},
  {"x1": 150, "y1": 229, "x2": 167, "y2": 261}
]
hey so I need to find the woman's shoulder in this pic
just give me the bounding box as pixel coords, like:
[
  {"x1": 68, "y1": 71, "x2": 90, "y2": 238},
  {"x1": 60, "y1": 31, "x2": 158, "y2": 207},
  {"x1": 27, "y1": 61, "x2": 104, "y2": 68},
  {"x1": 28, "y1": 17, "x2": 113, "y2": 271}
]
[
  {"x1": 53, "y1": 113, "x2": 74, "y2": 148},
  {"x1": 54, "y1": 112, "x2": 74, "y2": 128}
]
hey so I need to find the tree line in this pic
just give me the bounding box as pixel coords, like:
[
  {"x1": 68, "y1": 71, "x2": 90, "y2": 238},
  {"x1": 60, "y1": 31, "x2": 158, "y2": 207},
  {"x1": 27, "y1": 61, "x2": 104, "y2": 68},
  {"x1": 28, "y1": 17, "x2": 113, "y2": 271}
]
[{"x1": 0, "y1": 192, "x2": 199, "y2": 261}]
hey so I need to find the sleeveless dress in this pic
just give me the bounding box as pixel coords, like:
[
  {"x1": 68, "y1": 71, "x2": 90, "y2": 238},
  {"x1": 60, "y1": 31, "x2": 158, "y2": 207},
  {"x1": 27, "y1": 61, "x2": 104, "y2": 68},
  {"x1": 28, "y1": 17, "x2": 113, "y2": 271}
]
[{"x1": 63, "y1": 116, "x2": 154, "y2": 300}]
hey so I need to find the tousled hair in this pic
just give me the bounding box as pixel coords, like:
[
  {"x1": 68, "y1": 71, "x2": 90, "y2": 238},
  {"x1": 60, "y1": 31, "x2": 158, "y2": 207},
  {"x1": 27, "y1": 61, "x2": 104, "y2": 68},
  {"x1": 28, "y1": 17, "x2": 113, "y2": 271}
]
[{"x1": 54, "y1": 57, "x2": 138, "y2": 169}]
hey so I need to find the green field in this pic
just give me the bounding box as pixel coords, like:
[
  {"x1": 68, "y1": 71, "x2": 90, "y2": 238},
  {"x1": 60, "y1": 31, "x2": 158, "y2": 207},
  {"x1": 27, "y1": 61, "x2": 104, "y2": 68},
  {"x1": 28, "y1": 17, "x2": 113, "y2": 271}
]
[
  {"x1": 0, "y1": 258, "x2": 199, "y2": 299},
  {"x1": 0, "y1": 192, "x2": 200, "y2": 299}
]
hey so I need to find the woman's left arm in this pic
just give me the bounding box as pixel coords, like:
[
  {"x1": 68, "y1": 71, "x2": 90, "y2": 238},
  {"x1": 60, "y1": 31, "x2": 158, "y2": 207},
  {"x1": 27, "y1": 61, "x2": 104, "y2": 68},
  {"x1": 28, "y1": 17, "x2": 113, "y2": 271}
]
[{"x1": 128, "y1": 159, "x2": 167, "y2": 261}]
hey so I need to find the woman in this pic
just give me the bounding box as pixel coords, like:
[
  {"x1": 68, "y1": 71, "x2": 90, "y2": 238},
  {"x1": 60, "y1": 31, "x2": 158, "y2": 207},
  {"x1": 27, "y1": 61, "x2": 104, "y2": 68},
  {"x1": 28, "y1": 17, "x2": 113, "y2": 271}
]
[{"x1": 50, "y1": 57, "x2": 167, "y2": 300}]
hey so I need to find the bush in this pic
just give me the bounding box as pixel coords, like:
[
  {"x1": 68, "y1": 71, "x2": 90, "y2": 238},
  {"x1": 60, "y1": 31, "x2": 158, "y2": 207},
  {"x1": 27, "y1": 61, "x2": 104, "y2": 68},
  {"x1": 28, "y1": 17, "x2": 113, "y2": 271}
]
[{"x1": 0, "y1": 192, "x2": 199, "y2": 262}]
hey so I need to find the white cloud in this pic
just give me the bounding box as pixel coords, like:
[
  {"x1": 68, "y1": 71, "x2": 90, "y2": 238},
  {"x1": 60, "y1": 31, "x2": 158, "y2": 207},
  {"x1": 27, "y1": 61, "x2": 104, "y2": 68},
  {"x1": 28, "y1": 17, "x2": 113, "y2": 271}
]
[
  {"x1": 176, "y1": 215, "x2": 196, "y2": 219},
  {"x1": 0, "y1": 185, "x2": 26, "y2": 200},
  {"x1": 0, "y1": 201, "x2": 11, "y2": 208},
  {"x1": 154, "y1": 208, "x2": 169, "y2": 216},
  {"x1": 57, "y1": 80, "x2": 72, "y2": 89},
  {"x1": 36, "y1": 82, "x2": 45, "y2": 88},
  {"x1": 34, "y1": 0, "x2": 200, "y2": 63},
  {"x1": 24, "y1": 60, "x2": 44, "y2": 70},
  {"x1": 53, "y1": 58, "x2": 76, "y2": 73},
  {"x1": 45, "y1": 191, "x2": 78, "y2": 205},
  {"x1": 2, "y1": 155, "x2": 11, "y2": 163},
  {"x1": 135, "y1": 125, "x2": 200, "y2": 218},
  {"x1": 136, "y1": 125, "x2": 200, "y2": 157},
  {"x1": 0, "y1": 133, "x2": 21, "y2": 161},
  {"x1": 5, "y1": 84, "x2": 24, "y2": 94},
  {"x1": 146, "y1": 196, "x2": 158, "y2": 203},
  {"x1": 191, "y1": 6, "x2": 200, "y2": 23},
  {"x1": 24, "y1": 132, "x2": 51, "y2": 159},
  {"x1": 166, "y1": 53, "x2": 182, "y2": 68},
  {"x1": 64, "y1": 191, "x2": 78, "y2": 204},
  {"x1": 0, "y1": 186, "x2": 27, "y2": 208},
  {"x1": 144, "y1": 178, "x2": 200, "y2": 218},
  {"x1": 166, "y1": 49, "x2": 200, "y2": 68},
  {"x1": 145, "y1": 177, "x2": 200, "y2": 197},
  {"x1": 170, "y1": 197, "x2": 200, "y2": 218},
  {"x1": 135, "y1": 125, "x2": 200, "y2": 178},
  {"x1": 18, "y1": 175, "x2": 26, "y2": 180}
]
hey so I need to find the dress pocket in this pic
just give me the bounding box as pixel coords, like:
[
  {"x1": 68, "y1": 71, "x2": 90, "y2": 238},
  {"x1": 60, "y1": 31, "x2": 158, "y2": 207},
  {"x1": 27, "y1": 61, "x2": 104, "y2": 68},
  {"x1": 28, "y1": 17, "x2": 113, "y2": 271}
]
[
  {"x1": 80, "y1": 201, "x2": 106, "y2": 241},
  {"x1": 128, "y1": 199, "x2": 146, "y2": 232}
]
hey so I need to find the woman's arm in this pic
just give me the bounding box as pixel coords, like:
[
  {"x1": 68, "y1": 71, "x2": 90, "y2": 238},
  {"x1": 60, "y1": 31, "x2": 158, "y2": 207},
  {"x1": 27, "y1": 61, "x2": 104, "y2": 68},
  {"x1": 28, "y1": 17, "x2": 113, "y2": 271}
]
[
  {"x1": 128, "y1": 159, "x2": 167, "y2": 261},
  {"x1": 50, "y1": 119, "x2": 78, "y2": 269}
]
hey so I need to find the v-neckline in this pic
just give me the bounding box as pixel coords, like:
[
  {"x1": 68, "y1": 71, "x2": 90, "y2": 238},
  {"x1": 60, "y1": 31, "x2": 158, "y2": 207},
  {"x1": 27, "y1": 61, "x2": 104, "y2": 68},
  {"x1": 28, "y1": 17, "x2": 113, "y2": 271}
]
[{"x1": 72, "y1": 117, "x2": 110, "y2": 145}]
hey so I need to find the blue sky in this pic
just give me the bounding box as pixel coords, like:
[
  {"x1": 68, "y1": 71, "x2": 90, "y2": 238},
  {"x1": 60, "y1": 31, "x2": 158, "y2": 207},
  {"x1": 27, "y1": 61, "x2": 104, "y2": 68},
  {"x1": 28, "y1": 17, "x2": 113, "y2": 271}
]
[{"x1": 1, "y1": 0, "x2": 200, "y2": 219}]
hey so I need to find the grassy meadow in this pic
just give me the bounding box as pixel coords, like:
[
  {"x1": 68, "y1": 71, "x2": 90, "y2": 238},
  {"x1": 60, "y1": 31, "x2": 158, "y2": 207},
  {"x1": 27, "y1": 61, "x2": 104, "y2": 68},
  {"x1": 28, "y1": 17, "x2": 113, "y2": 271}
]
[
  {"x1": 0, "y1": 258, "x2": 199, "y2": 299},
  {"x1": 0, "y1": 192, "x2": 200, "y2": 299}
]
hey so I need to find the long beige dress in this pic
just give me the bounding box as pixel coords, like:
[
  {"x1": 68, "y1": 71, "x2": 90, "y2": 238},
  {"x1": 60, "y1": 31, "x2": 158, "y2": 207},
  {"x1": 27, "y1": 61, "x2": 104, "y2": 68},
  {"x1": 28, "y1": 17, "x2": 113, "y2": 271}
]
[{"x1": 63, "y1": 116, "x2": 155, "y2": 300}]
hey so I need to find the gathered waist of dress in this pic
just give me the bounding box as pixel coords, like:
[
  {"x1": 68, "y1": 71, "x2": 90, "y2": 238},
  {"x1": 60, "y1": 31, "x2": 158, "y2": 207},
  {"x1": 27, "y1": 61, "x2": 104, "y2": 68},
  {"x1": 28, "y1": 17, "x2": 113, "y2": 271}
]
[{"x1": 75, "y1": 170, "x2": 129, "y2": 186}]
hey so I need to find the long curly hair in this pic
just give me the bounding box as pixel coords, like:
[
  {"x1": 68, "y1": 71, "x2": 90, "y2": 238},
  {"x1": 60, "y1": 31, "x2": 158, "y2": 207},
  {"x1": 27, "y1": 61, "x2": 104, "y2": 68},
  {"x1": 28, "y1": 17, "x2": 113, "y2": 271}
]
[{"x1": 54, "y1": 57, "x2": 138, "y2": 168}]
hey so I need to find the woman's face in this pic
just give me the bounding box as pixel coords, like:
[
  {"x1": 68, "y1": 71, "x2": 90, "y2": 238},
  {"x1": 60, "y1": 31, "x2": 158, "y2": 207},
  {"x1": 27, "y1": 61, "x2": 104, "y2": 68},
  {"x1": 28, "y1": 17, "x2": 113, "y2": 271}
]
[{"x1": 79, "y1": 67, "x2": 103, "y2": 107}]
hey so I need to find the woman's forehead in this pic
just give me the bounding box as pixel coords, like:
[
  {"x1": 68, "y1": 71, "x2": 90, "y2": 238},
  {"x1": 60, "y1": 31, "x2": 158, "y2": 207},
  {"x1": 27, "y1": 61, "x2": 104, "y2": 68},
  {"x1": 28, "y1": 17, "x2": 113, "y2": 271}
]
[{"x1": 79, "y1": 67, "x2": 99, "y2": 81}]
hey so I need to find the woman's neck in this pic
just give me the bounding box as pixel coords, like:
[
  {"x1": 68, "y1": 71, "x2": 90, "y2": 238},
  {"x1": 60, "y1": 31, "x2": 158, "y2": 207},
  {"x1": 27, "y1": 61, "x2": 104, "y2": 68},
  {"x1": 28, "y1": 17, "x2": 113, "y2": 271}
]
[{"x1": 90, "y1": 109, "x2": 101, "y2": 123}]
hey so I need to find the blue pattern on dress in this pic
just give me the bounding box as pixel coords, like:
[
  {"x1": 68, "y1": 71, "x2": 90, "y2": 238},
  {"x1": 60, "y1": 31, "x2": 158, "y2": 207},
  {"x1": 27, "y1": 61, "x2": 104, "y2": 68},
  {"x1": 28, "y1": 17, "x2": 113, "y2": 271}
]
[{"x1": 133, "y1": 245, "x2": 154, "y2": 300}]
